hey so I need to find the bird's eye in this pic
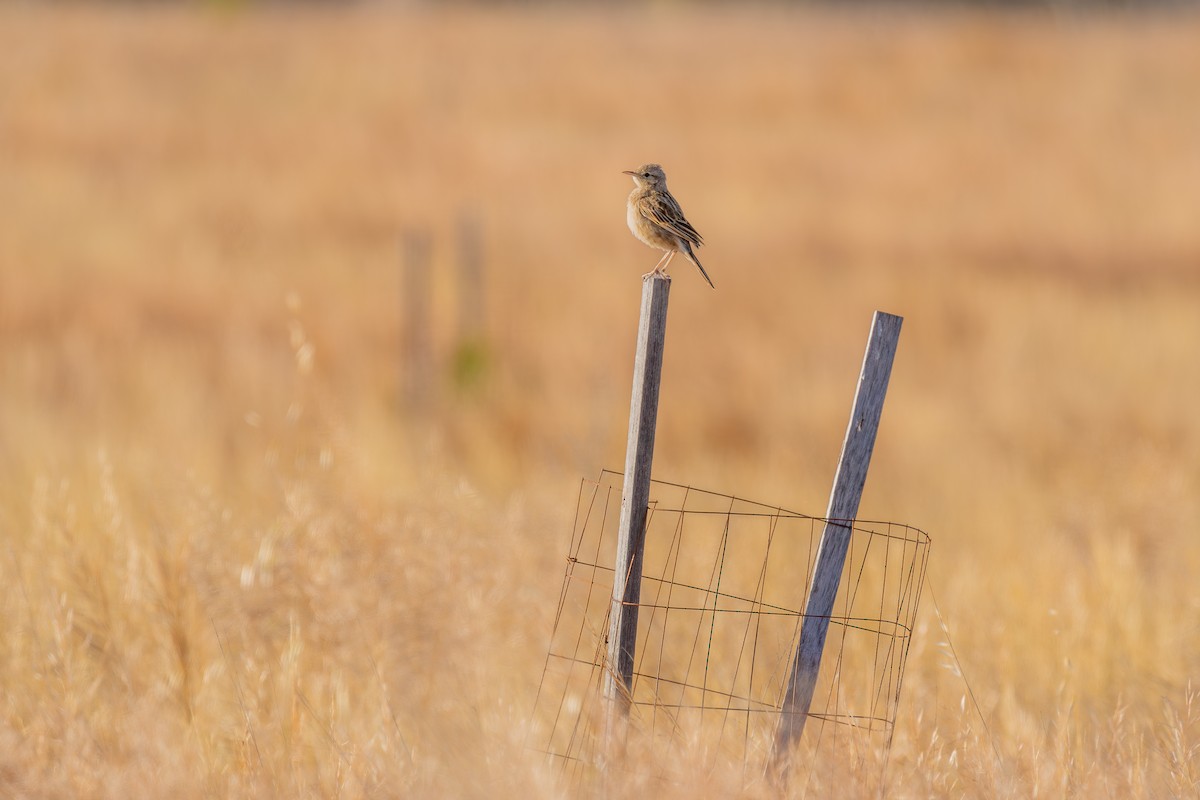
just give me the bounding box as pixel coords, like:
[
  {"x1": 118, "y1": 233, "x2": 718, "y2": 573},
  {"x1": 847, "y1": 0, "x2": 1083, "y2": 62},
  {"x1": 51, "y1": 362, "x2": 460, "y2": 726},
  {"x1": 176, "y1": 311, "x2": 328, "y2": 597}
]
[{"x1": 642, "y1": 172, "x2": 650, "y2": 178}]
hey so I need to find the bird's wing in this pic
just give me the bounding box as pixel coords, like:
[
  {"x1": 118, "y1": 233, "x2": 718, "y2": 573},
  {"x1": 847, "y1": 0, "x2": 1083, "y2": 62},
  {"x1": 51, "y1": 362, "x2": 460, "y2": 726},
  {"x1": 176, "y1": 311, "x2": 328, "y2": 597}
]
[{"x1": 637, "y1": 192, "x2": 704, "y2": 248}]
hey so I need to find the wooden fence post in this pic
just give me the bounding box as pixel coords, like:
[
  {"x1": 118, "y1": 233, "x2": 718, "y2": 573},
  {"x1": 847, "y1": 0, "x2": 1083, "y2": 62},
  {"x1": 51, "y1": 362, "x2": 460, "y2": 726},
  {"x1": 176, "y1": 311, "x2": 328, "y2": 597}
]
[
  {"x1": 772, "y1": 310, "x2": 903, "y2": 768},
  {"x1": 452, "y1": 210, "x2": 489, "y2": 392},
  {"x1": 456, "y1": 210, "x2": 484, "y2": 344},
  {"x1": 401, "y1": 230, "x2": 433, "y2": 409},
  {"x1": 604, "y1": 274, "x2": 672, "y2": 718}
]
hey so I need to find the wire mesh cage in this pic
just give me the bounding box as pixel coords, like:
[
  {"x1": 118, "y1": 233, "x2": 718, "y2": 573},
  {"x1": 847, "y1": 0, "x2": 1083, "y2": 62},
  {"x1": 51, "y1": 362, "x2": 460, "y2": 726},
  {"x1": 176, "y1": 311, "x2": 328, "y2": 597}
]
[{"x1": 529, "y1": 470, "x2": 931, "y2": 790}]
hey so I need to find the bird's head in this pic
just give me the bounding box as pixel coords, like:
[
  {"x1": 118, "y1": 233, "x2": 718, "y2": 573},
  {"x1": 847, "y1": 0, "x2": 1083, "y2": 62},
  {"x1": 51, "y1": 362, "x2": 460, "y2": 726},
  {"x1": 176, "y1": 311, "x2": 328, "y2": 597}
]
[{"x1": 623, "y1": 164, "x2": 667, "y2": 190}]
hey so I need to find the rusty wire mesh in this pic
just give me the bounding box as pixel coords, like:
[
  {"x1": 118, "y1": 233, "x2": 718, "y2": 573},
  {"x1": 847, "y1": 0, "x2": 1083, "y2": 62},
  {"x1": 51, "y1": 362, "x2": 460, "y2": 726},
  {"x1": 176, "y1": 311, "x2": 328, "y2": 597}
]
[{"x1": 528, "y1": 469, "x2": 931, "y2": 790}]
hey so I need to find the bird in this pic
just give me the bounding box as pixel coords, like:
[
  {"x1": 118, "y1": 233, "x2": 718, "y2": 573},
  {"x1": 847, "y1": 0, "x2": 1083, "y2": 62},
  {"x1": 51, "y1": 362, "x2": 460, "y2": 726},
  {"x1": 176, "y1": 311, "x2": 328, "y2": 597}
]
[{"x1": 623, "y1": 164, "x2": 715, "y2": 289}]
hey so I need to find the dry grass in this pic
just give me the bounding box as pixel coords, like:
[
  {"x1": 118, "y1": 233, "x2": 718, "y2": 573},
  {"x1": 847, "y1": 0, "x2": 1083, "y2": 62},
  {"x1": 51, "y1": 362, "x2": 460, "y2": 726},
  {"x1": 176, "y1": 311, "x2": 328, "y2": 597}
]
[{"x1": 2, "y1": 4, "x2": 1199, "y2": 797}]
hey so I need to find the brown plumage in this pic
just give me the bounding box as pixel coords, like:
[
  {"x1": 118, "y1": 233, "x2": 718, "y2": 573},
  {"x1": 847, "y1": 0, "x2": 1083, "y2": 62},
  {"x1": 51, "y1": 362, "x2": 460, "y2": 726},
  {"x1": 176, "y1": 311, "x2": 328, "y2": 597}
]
[{"x1": 623, "y1": 164, "x2": 714, "y2": 289}]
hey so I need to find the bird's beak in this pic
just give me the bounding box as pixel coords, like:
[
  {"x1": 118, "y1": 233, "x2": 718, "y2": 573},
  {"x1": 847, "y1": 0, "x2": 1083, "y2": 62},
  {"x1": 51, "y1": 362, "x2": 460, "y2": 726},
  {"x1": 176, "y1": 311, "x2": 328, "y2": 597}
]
[{"x1": 622, "y1": 170, "x2": 637, "y2": 176}]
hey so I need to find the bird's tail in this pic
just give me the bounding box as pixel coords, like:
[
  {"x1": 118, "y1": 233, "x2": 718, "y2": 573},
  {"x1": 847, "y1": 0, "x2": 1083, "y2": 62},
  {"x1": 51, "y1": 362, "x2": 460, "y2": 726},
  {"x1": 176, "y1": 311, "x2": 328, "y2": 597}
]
[{"x1": 682, "y1": 242, "x2": 715, "y2": 289}]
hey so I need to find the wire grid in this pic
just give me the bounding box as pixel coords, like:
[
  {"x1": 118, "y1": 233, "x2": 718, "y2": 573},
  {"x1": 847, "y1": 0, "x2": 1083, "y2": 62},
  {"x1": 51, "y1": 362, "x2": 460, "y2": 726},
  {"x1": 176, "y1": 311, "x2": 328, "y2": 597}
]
[{"x1": 529, "y1": 470, "x2": 931, "y2": 790}]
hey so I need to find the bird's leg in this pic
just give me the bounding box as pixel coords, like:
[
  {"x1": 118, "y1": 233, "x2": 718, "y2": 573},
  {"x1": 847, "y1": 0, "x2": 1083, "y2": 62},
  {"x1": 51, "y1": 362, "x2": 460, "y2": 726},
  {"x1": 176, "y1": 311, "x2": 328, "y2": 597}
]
[
  {"x1": 655, "y1": 250, "x2": 677, "y2": 277},
  {"x1": 642, "y1": 250, "x2": 673, "y2": 279}
]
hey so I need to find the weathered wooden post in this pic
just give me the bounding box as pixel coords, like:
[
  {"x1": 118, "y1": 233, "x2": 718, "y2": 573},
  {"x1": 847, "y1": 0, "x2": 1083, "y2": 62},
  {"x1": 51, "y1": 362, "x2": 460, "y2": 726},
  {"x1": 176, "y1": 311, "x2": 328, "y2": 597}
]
[
  {"x1": 401, "y1": 230, "x2": 433, "y2": 409},
  {"x1": 452, "y1": 210, "x2": 489, "y2": 392},
  {"x1": 604, "y1": 274, "x2": 672, "y2": 720},
  {"x1": 456, "y1": 210, "x2": 484, "y2": 344},
  {"x1": 772, "y1": 310, "x2": 903, "y2": 769}
]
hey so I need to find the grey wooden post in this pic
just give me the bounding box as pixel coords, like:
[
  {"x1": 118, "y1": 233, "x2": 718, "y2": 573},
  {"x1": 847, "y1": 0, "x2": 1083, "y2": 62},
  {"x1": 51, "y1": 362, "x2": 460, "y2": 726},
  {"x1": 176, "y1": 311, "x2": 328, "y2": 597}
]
[
  {"x1": 604, "y1": 274, "x2": 671, "y2": 714},
  {"x1": 401, "y1": 230, "x2": 432, "y2": 409},
  {"x1": 456, "y1": 210, "x2": 484, "y2": 344},
  {"x1": 772, "y1": 311, "x2": 903, "y2": 767}
]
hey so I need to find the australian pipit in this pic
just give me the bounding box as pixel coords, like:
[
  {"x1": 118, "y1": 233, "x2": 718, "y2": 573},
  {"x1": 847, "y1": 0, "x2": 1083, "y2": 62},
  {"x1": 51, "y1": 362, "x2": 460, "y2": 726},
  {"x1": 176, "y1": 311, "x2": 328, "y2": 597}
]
[{"x1": 623, "y1": 164, "x2": 715, "y2": 289}]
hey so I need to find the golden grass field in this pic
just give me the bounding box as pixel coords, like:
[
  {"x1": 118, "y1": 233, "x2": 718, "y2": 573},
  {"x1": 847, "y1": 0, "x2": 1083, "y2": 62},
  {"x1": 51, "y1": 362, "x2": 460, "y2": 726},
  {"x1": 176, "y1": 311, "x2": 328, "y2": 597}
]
[{"x1": 2, "y1": 4, "x2": 1199, "y2": 797}]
